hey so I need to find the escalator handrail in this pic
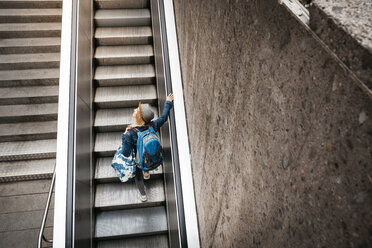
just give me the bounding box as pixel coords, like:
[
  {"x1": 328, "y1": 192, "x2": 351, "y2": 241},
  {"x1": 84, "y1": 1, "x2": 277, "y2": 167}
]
[{"x1": 160, "y1": 0, "x2": 201, "y2": 247}]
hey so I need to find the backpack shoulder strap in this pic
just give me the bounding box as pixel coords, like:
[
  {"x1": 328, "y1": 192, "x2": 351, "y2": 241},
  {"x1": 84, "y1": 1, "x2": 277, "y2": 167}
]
[{"x1": 131, "y1": 128, "x2": 139, "y2": 135}]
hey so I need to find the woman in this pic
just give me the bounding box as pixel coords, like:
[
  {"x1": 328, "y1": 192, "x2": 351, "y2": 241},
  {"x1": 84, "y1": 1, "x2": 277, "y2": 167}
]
[{"x1": 122, "y1": 93, "x2": 174, "y2": 202}]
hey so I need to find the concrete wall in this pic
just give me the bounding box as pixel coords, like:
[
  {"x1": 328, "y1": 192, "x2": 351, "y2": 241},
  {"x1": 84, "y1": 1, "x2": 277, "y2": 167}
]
[{"x1": 173, "y1": 0, "x2": 372, "y2": 247}]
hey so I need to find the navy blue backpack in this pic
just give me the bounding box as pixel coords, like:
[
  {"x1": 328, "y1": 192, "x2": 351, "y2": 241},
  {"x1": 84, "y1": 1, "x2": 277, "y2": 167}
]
[{"x1": 134, "y1": 126, "x2": 163, "y2": 171}]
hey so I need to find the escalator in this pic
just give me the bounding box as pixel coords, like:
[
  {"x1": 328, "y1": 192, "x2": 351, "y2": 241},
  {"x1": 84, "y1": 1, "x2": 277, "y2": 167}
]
[{"x1": 92, "y1": 0, "x2": 168, "y2": 246}]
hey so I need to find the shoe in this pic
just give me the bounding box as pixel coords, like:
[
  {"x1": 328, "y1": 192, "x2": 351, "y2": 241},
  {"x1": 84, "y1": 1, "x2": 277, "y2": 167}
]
[
  {"x1": 143, "y1": 171, "x2": 150, "y2": 180},
  {"x1": 140, "y1": 194, "x2": 147, "y2": 202}
]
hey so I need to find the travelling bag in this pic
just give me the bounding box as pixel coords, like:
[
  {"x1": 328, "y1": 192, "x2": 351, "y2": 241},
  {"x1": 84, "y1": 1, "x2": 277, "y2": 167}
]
[{"x1": 111, "y1": 145, "x2": 136, "y2": 182}]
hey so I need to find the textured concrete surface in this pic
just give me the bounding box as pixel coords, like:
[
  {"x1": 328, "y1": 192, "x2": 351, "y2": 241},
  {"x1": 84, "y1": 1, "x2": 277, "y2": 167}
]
[
  {"x1": 309, "y1": 0, "x2": 372, "y2": 90},
  {"x1": 173, "y1": 0, "x2": 372, "y2": 247},
  {"x1": 0, "y1": 179, "x2": 54, "y2": 248},
  {"x1": 312, "y1": 0, "x2": 372, "y2": 52}
]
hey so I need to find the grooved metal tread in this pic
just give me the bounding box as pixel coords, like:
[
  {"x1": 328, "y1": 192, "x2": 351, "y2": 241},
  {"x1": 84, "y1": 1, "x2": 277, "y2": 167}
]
[
  {"x1": 0, "y1": 85, "x2": 58, "y2": 105},
  {"x1": 0, "y1": 8, "x2": 62, "y2": 16},
  {"x1": 0, "y1": 159, "x2": 54, "y2": 182},
  {"x1": 97, "y1": 235, "x2": 168, "y2": 248},
  {"x1": 94, "y1": 45, "x2": 153, "y2": 66},
  {"x1": 94, "y1": 0, "x2": 149, "y2": 9},
  {"x1": 0, "y1": 1, "x2": 62, "y2": 9},
  {"x1": 0, "y1": 139, "x2": 56, "y2": 162},
  {"x1": 0, "y1": 22, "x2": 61, "y2": 31},
  {"x1": 94, "y1": 106, "x2": 158, "y2": 132},
  {"x1": 95, "y1": 26, "x2": 152, "y2": 46},
  {"x1": 0, "y1": 37, "x2": 60, "y2": 54},
  {"x1": 0, "y1": 53, "x2": 59, "y2": 69},
  {"x1": 0, "y1": 68, "x2": 59, "y2": 87},
  {"x1": 0, "y1": 121, "x2": 57, "y2": 142},
  {"x1": 94, "y1": 132, "x2": 121, "y2": 156},
  {"x1": 94, "y1": 64, "x2": 155, "y2": 86},
  {"x1": 94, "y1": 84, "x2": 157, "y2": 108},
  {"x1": 95, "y1": 157, "x2": 163, "y2": 182},
  {"x1": 0, "y1": 103, "x2": 58, "y2": 123},
  {"x1": 95, "y1": 206, "x2": 168, "y2": 239},
  {"x1": 95, "y1": 179, "x2": 165, "y2": 210},
  {"x1": 95, "y1": 9, "x2": 150, "y2": 27}
]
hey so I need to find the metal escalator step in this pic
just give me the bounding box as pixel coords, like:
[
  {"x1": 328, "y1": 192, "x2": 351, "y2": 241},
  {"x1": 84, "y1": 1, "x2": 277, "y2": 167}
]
[
  {"x1": 0, "y1": 8, "x2": 62, "y2": 23},
  {"x1": 94, "y1": 106, "x2": 158, "y2": 132},
  {"x1": 94, "y1": 108, "x2": 132, "y2": 132},
  {"x1": 95, "y1": 26, "x2": 152, "y2": 46},
  {"x1": 0, "y1": 53, "x2": 59, "y2": 70},
  {"x1": 0, "y1": 139, "x2": 56, "y2": 162},
  {"x1": 0, "y1": 37, "x2": 60, "y2": 54},
  {"x1": 0, "y1": 86, "x2": 58, "y2": 105},
  {"x1": 97, "y1": 235, "x2": 168, "y2": 248},
  {"x1": 0, "y1": 1, "x2": 62, "y2": 9},
  {"x1": 94, "y1": 64, "x2": 155, "y2": 87},
  {"x1": 95, "y1": 179, "x2": 165, "y2": 210},
  {"x1": 94, "y1": 0, "x2": 149, "y2": 9},
  {"x1": 94, "y1": 132, "x2": 121, "y2": 156},
  {"x1": 95, "y1": 157, "x2": 163, "y2": 183},
  {"x1": 0, "y1": 22, "x2": 61, "y2": 38},
  {"x1": 95, "y1": 9, "x2": 150, "y2": 27},
  {"x1": 94, "y1": 85, "x2": 157, "y2": 108},
  {"x1": 95, "y1": 206, "x2": 167, "y2": 239},
  {"x1": 0, "y1": 176, "x2": 55, "y2": 196},
  {"x1": 0, "y1": 121, "x2": 57, "y2": 142},
  {"x1": 0, "y1": 68, "x2": 59, "y2": 87},
  {"x1": 0, "y1": 158, "x2": 55, "y2": 182},
  {"x1": 0, "y1": 103, "x2": 58, "y2": 123},
  {"x1": 94, "y1": 45, "x2": 153, "y2": 66}
]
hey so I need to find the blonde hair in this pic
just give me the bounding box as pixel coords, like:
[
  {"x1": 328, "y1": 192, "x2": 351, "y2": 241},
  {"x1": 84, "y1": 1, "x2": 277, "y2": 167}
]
[{"x1": 128, "y1": 103, "x2": 146, "y2": 129}]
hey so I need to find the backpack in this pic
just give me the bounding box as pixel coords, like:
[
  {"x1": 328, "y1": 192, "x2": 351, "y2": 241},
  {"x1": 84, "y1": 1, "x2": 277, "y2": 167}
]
[
  {"x1": 111, "y1": 145, "x2": 136, "y2": 182},
  {"x1": 134, "y1": 126, "x2": 163, "y2": 171}
]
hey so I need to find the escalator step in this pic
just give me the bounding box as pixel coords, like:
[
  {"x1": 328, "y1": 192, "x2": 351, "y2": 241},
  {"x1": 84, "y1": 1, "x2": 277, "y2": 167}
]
[
  {"x1": 95, "y1": 157, "x2": 163, "y2": 183},
  {"x1": 95, "y1": 26, "x2": 152, "y2": 46},
  {"x1": 94, "y1": 64, "x2": 155, "y2": 87},
  {"x1": 94, "y1": 85, "x2": 157, "y2": 108},
  {"x1": 0, "y1": 121, "x2": 57, "y2": 142},
  {"x1": 0, "y1": 139, "x2": 56, "y2": 162},
  {"x1": 95, "y1": 9, "x2": 150, "y2": 27},
  {"x1": 0, "y1": 86, "x2": 58, "y2": 105},
  {"x1": 0, "y1": 53, "x2": 59, "y2": 70},
  {"x1": 0, "y1": 8, "x2": 62, "y2": 23},
  {"x1": 96, "y1": 234, "x2": 168, "y2": 248},
  {"x1": 0, "y1": 37, "x2": 60, "y2": 54},
  {"x1": 95, "y1": 179, "x2": 165, "y2": 210},
  {"x1": 95, "y1": 206, "x2": 167, "y2": 239},
  {"x1": 94, "y1": 106, "x2": 158, "y2": 132},
  {"x1": 0, "y1": 158, "x2": 55, "y2": 182},
  {"x1": 94, "y1": 0, "x2": 149, "y2": 9},
  {"x1": 0, "y1": 68, "x2": 59, "y2": 87},
  {"x1": 0, "y1": 1, "x2": 62, "y2": 9},
  {"x1": 94, "y1": 45, "x2": 153, "y2": 66},
  {"x1": 94, "y1": 132, "x2": 121, "y2": 156},
  {"x1": 0, "y1": 22, "x2": 61, "y2": 38},
  {"x1": 0, "y1": 103, "x2": 58, "y2": 123}
]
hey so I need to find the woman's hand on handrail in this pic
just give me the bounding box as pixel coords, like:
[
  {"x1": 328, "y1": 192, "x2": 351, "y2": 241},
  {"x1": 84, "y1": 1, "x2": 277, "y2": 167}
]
[{"x1": 166, "y1": 93, "x2": 174, "y2": 102}]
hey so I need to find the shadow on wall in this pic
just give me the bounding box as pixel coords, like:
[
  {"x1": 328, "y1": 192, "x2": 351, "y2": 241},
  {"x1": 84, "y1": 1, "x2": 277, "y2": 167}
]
[{"x1": 173, "y1": 0, "x2": 371, "y2": 247}]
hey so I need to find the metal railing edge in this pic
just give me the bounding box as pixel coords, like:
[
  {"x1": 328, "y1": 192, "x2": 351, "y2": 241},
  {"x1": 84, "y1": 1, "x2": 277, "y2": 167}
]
[
  {"x1": 163, "y1": 0, "x2": 201, "y2": 247},
  {"x1": 53, "y1": 0, "x2": 77, "y2": 247}
]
